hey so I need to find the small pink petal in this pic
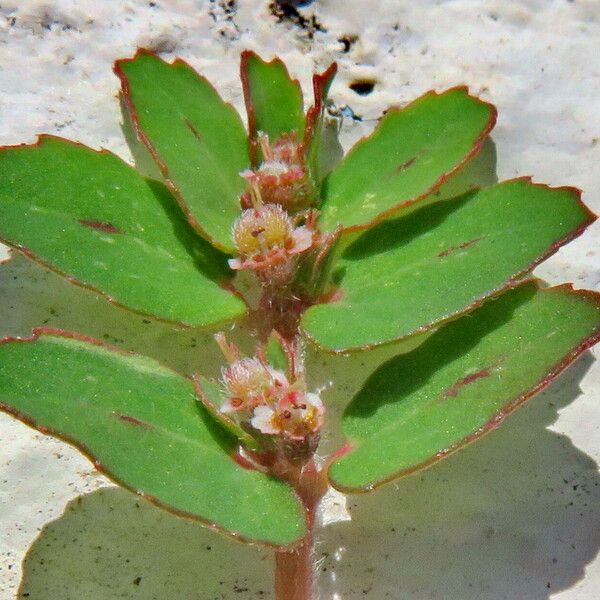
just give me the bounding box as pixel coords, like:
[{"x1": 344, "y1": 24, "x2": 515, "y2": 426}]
[
  {"x1": 239, "y1": 169, "x2": 256, "y2": 182},
  {"x1": 268, "y1": 368, "x2": 289, "y2": 388},
  {"x1": 307, "y1": 392, "x2": 324, "y2": 409},
  {"x1": 290, "y1": 226, "x2": 313, "y2": 254}
]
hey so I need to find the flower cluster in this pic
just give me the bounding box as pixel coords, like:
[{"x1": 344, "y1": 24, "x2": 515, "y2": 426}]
[
  {"x1": 229, "y1": 134, "x2": 318, "y2": 286},
  {"x1": 228, "y1": 203, "x2": 313, "y2": 283},
  {"x1": 216, "y1": 334, "x2": 324, "y2": 443},
  {"x1": 240, "y1": 133, "x2": 313, "y2": 211}
]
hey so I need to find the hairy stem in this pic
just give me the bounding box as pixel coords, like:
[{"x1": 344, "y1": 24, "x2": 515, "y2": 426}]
[
  {"x1": 275, "y1": 527, "x2": 315, "y2": 600},
  {"x1": 274, "y1": 461, "x2": 326, "y2": 600}
]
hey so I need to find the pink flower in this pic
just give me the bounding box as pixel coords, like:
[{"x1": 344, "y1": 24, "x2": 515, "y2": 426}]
[
  {"x1": 250, "y1": 390, "x2": 324, "y2": 441},
  {"x1": 228, "y1": 204, "x2": 313, "y2": 276},
  {"x1": 215, "y1": 332, "x2": 324, "y2": 444},
  {"x1": 240, "y1": 133, "x2": 313, "y2": 210}
]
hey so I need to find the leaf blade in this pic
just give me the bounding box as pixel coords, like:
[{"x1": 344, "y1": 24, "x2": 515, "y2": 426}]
[
  {"x1": 318, "y1": 87, "x2": 497, "y2": 232},
  {"x1": 0, "y1": 136, "x2": 246, "y2": 327},
  {"x1": 193, "y1": 373, "x2": 260, "y2": 450},
  {"x1": 329, "y1": 283, "x2": 600, "y2": 492},
  {"x1": 302, "y1": 178, "x2": 595, "y2": 351},
  {"x1": 0, "y1": 329, "x2": 306, "y2": 546},
  {"x1": 116, "y1": 50, "x2": 250, "y2": 252},
  {"x1": 241, "y1": 50, "x2": 305, "y2": 161}
]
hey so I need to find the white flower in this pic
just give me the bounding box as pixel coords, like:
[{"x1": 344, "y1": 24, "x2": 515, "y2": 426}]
[
  {"x1": 250, "y1": 405, "x2": 280, "y2": 435},
  {"x1": 249, "y1": 389, "x2": 325, "y2": 440}
]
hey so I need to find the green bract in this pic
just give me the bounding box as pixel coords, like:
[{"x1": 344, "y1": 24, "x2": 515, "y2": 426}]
[{"x1": 0, "y1": 50, "x2": 598, "y2": 549}]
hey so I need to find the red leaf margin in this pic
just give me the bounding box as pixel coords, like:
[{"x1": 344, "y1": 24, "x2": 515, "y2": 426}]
[
  {"x1": 0, "y1": 134, "x2": 245, "y2": 330},
  {"x1": 0, "y1": 326, "x2": 308, "y2": 550},
  {"x1": 301, "y1": 176, "x2": 597, "y2": 354},
  {"x1": 303, "y1": 61, "x2": 338, "y2": 152},
  {"x1": 114, "y1": 49, "x2": 249, "y2": 254},
  {"x1": 318, "y1": 85, "x2": 498, "y2": 234},
  {"x1": 327, "y1": 281, "x2": 600, "y2": 494}
]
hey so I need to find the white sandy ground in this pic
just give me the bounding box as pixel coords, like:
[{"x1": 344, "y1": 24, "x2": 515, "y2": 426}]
[{"x1": 0, "y1": 0, "x2": 599, "y2": 598}]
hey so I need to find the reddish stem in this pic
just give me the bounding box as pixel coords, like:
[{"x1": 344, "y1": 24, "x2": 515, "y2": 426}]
[
  {"x1": 274, "y1": 461, "x2": 327, "y2": 600},
  {"x1": 275, "y1": 528, "x2": 315, "y2": 600}
]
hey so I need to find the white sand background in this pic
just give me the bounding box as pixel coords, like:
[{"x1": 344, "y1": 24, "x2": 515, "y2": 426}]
[{"x1": 0, "y1": 0, "x2": 599, "y2": 598}]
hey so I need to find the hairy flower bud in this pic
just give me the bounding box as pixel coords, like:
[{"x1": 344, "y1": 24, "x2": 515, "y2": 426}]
[
  {"x1": 240, "y1": 133, "x2": 313, "y2": 210},
  {"x1": 220, "y1": 357, "x2": 287, "y2": 413},
  {"x1": 229, "y1": 204, "x2": 313, "y2": 279},
  {"x1": 216, "y1": 333, "x2": 324, "y2": 446},
  {"x1": 233, "y1": 204, "x2": 293, "y2": 258}
]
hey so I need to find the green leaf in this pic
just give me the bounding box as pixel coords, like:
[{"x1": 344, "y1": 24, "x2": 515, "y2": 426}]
[
  {"x1": 115, "y1": 50, "x2": 250, "y2": 252},
  {"x1": 193, "y1": 373, "x2": 260, "y2": 450},
  {"x1": 119, "y1": 92, "x2": 162, "y2": 181},
  {"x1": 428, "y1": 136, "x2": 497, "y2": 202},
  {"x1": 302, "y1": 179, "x2": 595, "y2": 352},
  {"x1": 0, "y1": 136, "x2": 246, "y2": 327},
  {"x1": 329, "y1": 283, "x2": 600, "y2": 492},
  {"x1": 304, "y1": 63, "x2": 339, "y2": 187},
  {"x1": 241, "y1": 50, "x2": 305, "y2": 161},
  {"x1": 265, "y1": 331, "x2": 289, "y2": 374},
  {"x1": 318, "y1": 87, "x2": 497, "y2": 232},
  {"x1": 0, "y1": 330, "x2": 306, "y2": 546}
]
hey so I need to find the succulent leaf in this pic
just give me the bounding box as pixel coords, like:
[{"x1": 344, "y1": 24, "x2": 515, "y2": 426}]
[
  {"x1": 115, "y1": 50, "x2": 250, "y2": 252},
  {"x1": 0, "y1": 330, "x2": 306, "y2": 546},
  {"x1": 0, "y1": 136, "x2": 245, "y2": 327},
  {"x1": 302, "y1": 179, "x2": 595, "y2": 352},
  {"x1": 240, "y1": 50, "x2": 305, "y2": 163},
  {"x1": 318, "y1": 87, "x2": 496, "y2": 232},
  {"x1": 329, "y1": 283, "x2": 600, "y2": 492}
]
